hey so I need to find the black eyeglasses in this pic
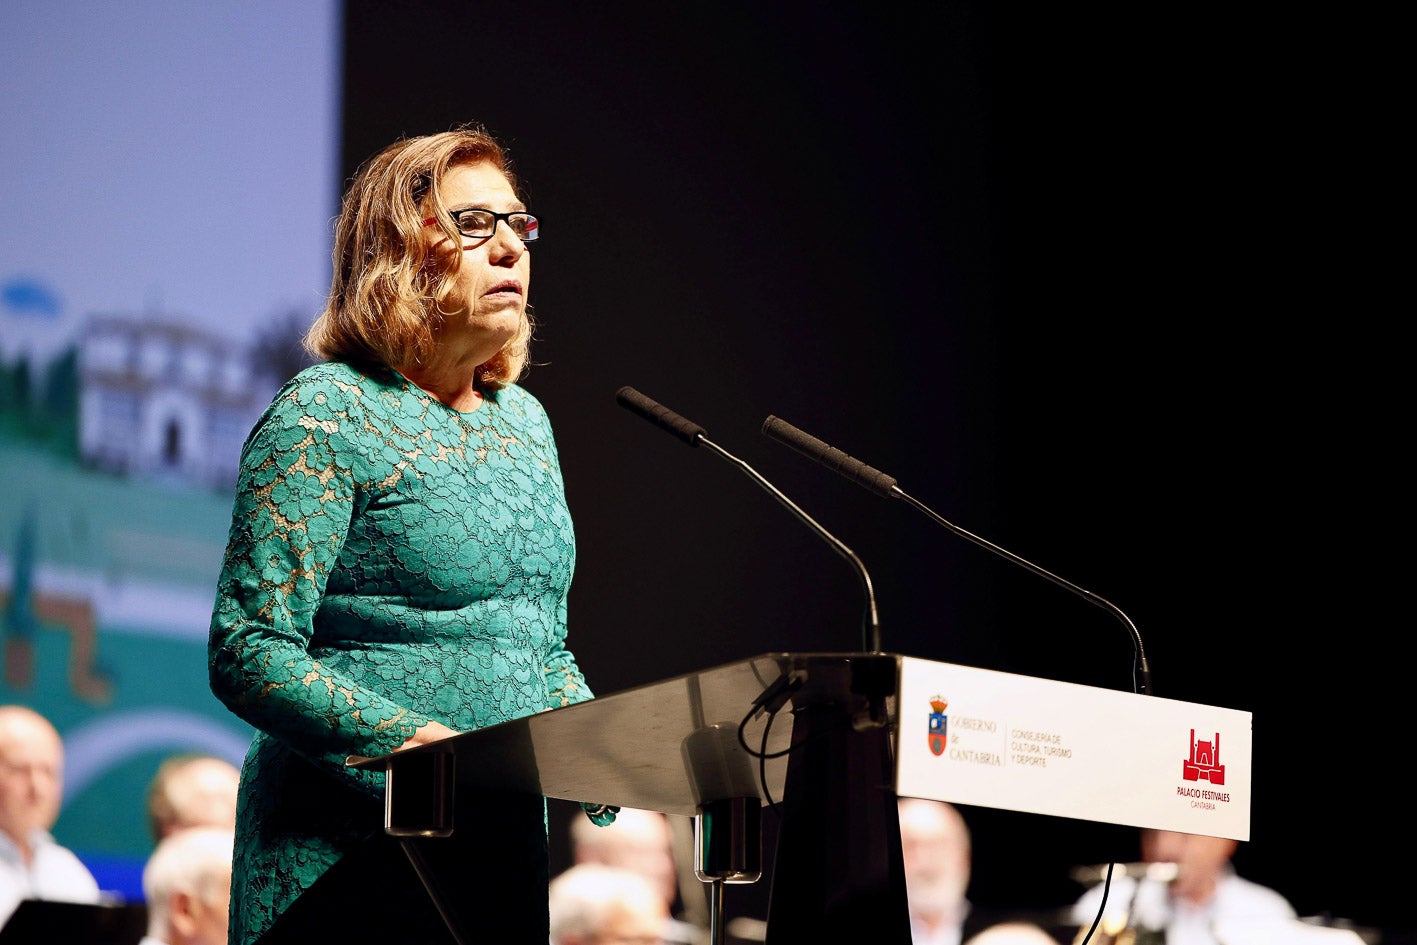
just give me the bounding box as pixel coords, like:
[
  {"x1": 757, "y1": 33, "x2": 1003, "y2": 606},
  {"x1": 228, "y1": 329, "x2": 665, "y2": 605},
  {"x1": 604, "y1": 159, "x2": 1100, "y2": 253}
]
[{"x1": 423, "y1": 209, "x2": 540, "y2": 242}]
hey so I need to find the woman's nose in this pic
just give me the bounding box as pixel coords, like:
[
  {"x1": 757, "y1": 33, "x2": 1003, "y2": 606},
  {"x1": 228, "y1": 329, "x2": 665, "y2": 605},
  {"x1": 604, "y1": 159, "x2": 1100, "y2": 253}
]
[{"x1": 486, "y1": 219, "x2": 528, "y2": 261}]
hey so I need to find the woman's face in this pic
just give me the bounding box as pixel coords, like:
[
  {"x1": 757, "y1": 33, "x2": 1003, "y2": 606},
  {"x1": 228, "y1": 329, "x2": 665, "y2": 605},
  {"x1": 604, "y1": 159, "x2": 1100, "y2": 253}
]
[{"x1": 423, "y1": 160, "x2": 531, "y2": 367}]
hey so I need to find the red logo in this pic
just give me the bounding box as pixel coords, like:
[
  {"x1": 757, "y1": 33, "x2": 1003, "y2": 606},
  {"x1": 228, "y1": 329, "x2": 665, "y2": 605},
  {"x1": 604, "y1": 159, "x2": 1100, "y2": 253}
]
[
  {"x1": 927, "y1": 695, "x2": 948, "y2": 756},
  {"x1": 1182, "y1": 728, "x2": 1225, "y2": 784}
]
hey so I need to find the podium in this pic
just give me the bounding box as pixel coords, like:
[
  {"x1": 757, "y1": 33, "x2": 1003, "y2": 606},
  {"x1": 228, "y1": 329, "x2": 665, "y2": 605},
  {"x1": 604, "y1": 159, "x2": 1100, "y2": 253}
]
[
  {"x1": 350, "y1": 652, "x2": 1253, "y2": 944},
  {"x1": 0, "y1": 901, "x2": 147, "y2": 945}
]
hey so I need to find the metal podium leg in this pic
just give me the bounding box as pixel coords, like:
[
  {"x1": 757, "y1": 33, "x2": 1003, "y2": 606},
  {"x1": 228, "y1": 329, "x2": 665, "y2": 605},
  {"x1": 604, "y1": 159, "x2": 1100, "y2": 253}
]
[
  {"x1": 401, "y1": 838, "x2": 469, "y2": 945},
  {"x1": 694, "y1": 796, "x2": 763, "y2": 945},
  {"x1": 708, "y1": 879, "x2": 725, "y2": 945},
  {"x1": 382, "y1": 751, "x2": 468, "y2": 944}
]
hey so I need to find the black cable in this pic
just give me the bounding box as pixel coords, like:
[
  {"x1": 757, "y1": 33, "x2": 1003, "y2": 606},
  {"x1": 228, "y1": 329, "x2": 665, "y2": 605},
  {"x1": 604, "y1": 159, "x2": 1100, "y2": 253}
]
[{"x1": 1079, "y1": 861, "x2": 1117, "y2": 945}]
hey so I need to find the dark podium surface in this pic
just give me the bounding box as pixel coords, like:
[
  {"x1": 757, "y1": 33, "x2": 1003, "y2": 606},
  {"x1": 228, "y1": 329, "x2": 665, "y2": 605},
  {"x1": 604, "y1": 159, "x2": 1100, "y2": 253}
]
[
  {"x1": 350, "y1": 651, "x2": 909, "y2": 944},
  {"x1": 354, "y1": 650, "x2": 825, "y2": 816},
  {"x1": 0, "y1": 900, "x2": 147, "y2": 945}
]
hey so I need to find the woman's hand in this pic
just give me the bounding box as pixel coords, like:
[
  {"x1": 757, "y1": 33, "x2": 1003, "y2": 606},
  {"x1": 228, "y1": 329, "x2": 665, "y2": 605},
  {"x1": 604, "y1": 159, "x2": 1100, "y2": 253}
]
[{"x1": 397, "y1": 719, "x2": 461, "y2": 751}]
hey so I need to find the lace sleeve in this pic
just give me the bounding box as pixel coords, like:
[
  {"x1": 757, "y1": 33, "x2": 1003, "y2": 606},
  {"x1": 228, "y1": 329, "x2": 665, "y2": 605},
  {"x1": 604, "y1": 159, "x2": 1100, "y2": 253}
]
[
  {"x1": 544, "y1": 593, "x2": 593, "y2": 709},
  {"x1": 530, "y1": 404, "x2": 592, "y2": 711},
  {"x1": 208, "y1": 376, "x2": 429, "y2": 772}
]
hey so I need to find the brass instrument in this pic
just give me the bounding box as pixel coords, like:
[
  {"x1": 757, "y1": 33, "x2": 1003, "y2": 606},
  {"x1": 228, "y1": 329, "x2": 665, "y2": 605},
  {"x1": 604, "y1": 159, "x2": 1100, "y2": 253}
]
[{"x1": 1070, "y1": 861, "x2": 1178, "y2": 945}]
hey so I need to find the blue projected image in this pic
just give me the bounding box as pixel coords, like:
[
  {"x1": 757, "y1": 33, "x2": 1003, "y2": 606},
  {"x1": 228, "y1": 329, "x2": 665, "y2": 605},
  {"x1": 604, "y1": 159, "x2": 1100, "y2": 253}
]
[{"x1": 0, "y1": 0, "x2": 340, "y2": 906}]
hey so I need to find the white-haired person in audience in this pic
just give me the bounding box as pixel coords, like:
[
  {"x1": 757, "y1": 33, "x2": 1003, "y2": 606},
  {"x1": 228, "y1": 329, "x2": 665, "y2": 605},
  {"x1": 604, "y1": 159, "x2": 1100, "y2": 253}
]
[
  {"x1": 549, "y1": 862, "x2": 669, "y2": 945},
  {"x1": 0, "y1": 704, "x2": 101, "y2": 926},
  {"x1": 963, "y1": 921, "x2": 1058, "y2": 945},
  {"x1": 899, "y1": 796, "x2": 973, "y2": 945},
  {"x1": 145, "y1": 753, "x2": 240, "y2": 843},
  {"x1": 569, "y1": 805, "x2": 706, "y2": 944},
  {"x1": 138, "y1": 826, "x2": 234, "y2": 945}
]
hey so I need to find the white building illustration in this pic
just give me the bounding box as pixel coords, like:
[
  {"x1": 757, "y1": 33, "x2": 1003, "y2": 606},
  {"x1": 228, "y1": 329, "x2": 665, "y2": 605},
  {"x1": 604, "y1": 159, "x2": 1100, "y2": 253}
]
[{"x1": 78, "y1": 315, "x2": 278, "y2": 491}]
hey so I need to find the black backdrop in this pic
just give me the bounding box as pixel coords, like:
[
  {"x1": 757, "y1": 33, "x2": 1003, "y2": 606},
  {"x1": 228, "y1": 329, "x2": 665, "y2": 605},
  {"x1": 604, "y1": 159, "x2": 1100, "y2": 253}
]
[{"x1": 342, "y1": 2, "x2": 1399, "y2": 940}]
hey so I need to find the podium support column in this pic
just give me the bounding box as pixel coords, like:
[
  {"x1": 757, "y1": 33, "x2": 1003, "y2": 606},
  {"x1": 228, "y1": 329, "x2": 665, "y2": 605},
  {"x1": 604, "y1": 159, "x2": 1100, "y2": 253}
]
[{"x1": 764, "y1": 657, "x2": 910, "y2": 942}]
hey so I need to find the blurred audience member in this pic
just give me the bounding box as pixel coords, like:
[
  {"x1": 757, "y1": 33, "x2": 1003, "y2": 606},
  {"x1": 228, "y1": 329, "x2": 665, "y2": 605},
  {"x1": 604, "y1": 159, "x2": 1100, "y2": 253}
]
[
  {"x1": 138, "y1": 826, "x2": 234, "y2": 945},
  {"x1": 570, "y1": 805, "x2": 706, "y2": 944},
  {"x1": 899, "y1": 796, "x2": 973, "y2": 945},
  {"x1": 549, "y1": 862, "x2": 669, "y2": 945},
  {"x1": 1070, "y1": 828, "x2": 1296, "y2": 945},
  {"x1": 145, "y1": 753, "x2": 240, "y2": 842},
  {"x1": 0, "y1": 704, "x2": 101, "y2": 926},
  {"x1": 963, "y1": 921, "x2": 1059, "y2": 945}
]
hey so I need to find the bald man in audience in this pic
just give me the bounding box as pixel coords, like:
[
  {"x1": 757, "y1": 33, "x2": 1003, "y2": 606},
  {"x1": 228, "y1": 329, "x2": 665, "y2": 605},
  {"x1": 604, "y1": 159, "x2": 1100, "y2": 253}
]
[
  {"x1": 138, "y1": 826, "x2": 234, "y2": 945},
  {"x1": 145, "y1": 753, "x2": 240, "y2": 842},
  {"x1": 569, "y1": 805, "x2": 706, "y2": 944},
  {"x1": 962, "y1": 921, "x2": 1059, "y2": 945},
  {"x1": 899, "y1": 796, "x2": 974, "y2": 945},
  {"x1": 549, "y1": 862, "x2": 670, "y2": 945},
  {"x1": 0, "y1": 704, "x2": 101, "y2": 926}
]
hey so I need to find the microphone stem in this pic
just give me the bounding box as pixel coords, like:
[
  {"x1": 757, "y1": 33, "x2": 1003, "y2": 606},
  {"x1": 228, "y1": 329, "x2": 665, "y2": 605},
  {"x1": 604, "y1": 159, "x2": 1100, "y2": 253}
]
[
  {"x1": 699, "y1": 436, "x2": 883, "y2": 653},
  {"x1": 893, "y1": 488, "x2": 1152, "y2": 695}
]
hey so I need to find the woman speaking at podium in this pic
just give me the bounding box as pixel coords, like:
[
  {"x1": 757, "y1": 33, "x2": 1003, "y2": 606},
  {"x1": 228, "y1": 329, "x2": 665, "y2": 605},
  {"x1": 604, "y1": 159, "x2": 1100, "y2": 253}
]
[{"x1": 208, "y1": 123, "x2": 605, "y2": 945}]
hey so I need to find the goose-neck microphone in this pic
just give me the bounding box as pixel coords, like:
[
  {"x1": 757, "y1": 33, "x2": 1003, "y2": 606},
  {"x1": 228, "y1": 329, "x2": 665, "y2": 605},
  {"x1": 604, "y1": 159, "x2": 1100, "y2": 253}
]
[
  {"x1": 761, "y1": 414, "x2": 1151, "y2": 695},
  {"x1": 617, "y1": 387, "x2": 883, "y2": 653}
]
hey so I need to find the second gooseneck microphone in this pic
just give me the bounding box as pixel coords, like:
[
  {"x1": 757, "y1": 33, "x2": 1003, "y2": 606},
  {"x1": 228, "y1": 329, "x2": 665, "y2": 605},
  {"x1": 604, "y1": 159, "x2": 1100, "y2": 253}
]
[
  {"x1": 616, "y1": 387, "x2": 884, "y2": 653},
  {"x1": 761, "y1": 415, "x2": 1153, "y2": 696}
]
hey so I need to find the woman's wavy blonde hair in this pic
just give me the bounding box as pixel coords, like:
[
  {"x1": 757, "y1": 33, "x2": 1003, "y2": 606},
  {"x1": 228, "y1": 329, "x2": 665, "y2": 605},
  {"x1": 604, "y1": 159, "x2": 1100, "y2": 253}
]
[{"x1": 304, "y1": 123, "x2": 533, "y2": 388}]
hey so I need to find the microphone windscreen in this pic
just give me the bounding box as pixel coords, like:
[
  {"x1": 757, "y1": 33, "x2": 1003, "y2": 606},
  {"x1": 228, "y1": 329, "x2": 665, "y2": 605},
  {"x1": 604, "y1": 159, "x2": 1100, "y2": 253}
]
[
  {"x1": 616, "y1": 387, "x2": 707, "y2": 446},
  {"x1": 762, "y1": 416, "x2": 898, "y2": 497}
]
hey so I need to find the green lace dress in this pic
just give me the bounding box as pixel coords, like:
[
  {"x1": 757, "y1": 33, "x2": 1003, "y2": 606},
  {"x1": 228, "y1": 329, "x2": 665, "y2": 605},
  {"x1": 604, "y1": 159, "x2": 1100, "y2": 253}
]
[{"x1": 208, "y1": 360, "x2": 593, "y2": 944}]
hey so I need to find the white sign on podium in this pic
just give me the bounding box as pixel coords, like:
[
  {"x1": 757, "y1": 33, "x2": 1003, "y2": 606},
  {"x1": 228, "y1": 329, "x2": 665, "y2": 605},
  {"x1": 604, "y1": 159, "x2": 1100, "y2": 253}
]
[{"x1": 895, "y1": 656, "x2": 1252, "y2": 840}]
